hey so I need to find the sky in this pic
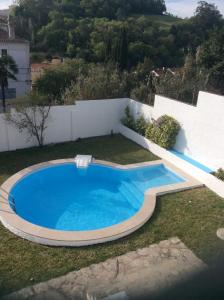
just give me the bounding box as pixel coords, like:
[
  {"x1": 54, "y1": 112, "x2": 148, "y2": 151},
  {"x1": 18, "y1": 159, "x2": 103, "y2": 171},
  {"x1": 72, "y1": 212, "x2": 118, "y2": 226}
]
[
  {"x1": 0, "y1": 0, "x2": 224, "y2": 18},
  {"x1": 0, "y1": 0, "x2": 12, "y2": 10},
  {"x1": 166, "y1": 0, "x2": 224, "y2": 18}
]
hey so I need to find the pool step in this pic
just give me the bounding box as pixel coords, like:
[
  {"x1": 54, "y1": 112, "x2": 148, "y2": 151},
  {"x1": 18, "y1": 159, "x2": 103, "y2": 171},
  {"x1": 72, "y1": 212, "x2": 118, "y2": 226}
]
[{"x1": 119, "y1": 181, "x2": 143, "y2": 210}]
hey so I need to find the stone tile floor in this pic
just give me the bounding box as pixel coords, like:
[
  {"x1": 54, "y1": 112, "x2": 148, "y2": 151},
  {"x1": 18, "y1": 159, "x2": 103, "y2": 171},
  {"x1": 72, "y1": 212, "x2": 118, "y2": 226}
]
[{"x1": 3, "y1": 237, "x2": 206, "y2": 300}]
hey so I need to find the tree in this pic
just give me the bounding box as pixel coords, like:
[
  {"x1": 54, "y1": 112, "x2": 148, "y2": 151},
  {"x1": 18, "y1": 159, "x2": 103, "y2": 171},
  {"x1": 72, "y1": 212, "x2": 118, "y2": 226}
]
[
  {"x1": 129, "y1": 42, "x2": 153, "y2": 65},
  {"x1": 199, "y1": 29, "x2": 224, "y2": 70},
  {"x1": 198, "y1": 28, "x2": 224, "y2": 94},
  {"x1": 115, "y1": 26, "x2": 128, "y2": 69},
  {"x1": 80, "y1": 0, "x2": 166, "y2": 19},
  {"x1": 12, "y1": 0, "x2": 54, "y2": 43},
  {"x1": 6, "y1": 93, "x2": 52, "y2": 147},
  {"x1": 35, "y1": 59, "x2": 87, "y2": 103},
  {"x1": 0, "y1": 55, "x2": 18, "y2": 113},
  {"x1": 170, "y1": 2, "x2": 223, "y2": 54},
  {"x1": 194, "y1": 1, "x2": 223, "y2": 29}
]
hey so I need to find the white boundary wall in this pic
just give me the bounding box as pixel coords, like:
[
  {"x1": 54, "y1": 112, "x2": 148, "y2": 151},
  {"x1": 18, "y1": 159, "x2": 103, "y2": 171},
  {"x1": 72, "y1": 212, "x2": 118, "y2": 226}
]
[
  {"x1": 0, "y1": 98, "x2": 128, "y2": 152},
  {"x1": 0, "y1": 92, "x2": 224, "y2": 170},
  {"x1": 129, "y1": 91, "x2": 224, "y2": 170}
]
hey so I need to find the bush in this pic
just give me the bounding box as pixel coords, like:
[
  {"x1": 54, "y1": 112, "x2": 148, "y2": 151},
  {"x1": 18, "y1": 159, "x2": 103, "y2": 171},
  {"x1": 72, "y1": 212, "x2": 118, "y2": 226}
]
[
  {"x1": 131, "y1": 83, "x2": 155, "y2": 105},
  {"x1": 121, "y1": 106, "x2": 136, "y2": 130},
  {"x1": 63, "y1": 64, "x2": 127, "y2": 102},
  {"x1": 145, "y1": 115, "x2": 180, "y2": 149},
  {"x1": 135, "y1": 115, "x2": 149, "y2": 136},
  {"x1": 213, "y1": 168, "x2": 224, "y2": 181},
  {"x1": 121, "y1": 106, "x2": 149, "y2": 136}
]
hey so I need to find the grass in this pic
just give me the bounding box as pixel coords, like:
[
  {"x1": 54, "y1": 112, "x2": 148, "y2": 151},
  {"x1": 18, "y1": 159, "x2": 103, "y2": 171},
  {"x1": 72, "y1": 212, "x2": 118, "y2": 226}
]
[
  {"x1": 0, "y1": 134, "x2": 224, "y2": 296},
  {"x1": 132, "y1": 14, "x2": 184, "y2": 29},
  {"x1": 144, "y1": 14, "x2": 184, "y2": 28},
  {"x1": 0, "y1": 134, "x2": 158, "y2": 185}
]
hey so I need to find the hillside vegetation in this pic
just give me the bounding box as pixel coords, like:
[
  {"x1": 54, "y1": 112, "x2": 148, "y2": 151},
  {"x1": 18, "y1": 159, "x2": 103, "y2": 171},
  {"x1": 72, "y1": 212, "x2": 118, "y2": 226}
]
[
  {"x1": 12, "y1": 0, "x2": 184, "y2": 67},
  {"x1": 133, "y1": 14, "x2": 184, "y2": 28},
  {"x1": 10, "y1": 1, "x2": 224, "y2": 104}
]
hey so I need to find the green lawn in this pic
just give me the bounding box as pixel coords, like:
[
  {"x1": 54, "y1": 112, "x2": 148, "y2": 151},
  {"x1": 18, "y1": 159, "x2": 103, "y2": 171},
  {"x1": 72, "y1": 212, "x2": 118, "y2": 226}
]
[{"x1": 0, "y1": 135, "x2": 224, "y2": 296}]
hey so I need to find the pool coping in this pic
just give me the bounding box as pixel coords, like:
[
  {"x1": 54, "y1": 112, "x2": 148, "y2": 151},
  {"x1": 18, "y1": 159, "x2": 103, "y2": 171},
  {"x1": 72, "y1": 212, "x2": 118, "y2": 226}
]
[{"x1": 0, "y1": 159, "x2": 203, "y2": 247}]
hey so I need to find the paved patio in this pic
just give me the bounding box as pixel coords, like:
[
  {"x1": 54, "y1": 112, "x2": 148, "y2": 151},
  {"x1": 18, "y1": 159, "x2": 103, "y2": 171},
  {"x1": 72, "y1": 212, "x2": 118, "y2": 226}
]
[{"x1": 3, "y1": 237, "x2": 206, "y2": 300}]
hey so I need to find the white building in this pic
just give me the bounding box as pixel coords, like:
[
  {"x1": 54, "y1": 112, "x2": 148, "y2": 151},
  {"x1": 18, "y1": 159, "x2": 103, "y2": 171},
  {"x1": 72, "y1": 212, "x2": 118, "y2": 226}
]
[{"x1": 0, "y1": 15, "x2": 31, "y2": 99}]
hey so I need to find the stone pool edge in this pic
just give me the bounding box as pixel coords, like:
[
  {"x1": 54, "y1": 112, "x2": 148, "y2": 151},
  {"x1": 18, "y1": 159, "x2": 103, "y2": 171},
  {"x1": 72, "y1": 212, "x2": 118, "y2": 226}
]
[{"x1": 0, "y1": 159, "x2": 203, "y2": 247}]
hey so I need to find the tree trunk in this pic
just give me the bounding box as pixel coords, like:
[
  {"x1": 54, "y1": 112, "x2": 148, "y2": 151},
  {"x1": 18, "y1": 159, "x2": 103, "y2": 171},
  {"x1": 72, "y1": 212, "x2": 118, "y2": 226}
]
[{"x1": 1, "y1": 83, "x2": 6, "y2": 113}]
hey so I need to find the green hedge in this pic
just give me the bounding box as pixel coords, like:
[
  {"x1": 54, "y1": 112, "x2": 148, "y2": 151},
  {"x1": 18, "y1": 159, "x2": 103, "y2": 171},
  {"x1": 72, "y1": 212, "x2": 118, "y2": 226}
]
[
  {"x1": 145, "y1": 115, "x2": 180, "y2": 149},
  {"x1": 121, "y1": 107, "x2": 180, "y2": 150},
  {"x1": 135, "y1": 116, "x2": 149, "y2": 136}
]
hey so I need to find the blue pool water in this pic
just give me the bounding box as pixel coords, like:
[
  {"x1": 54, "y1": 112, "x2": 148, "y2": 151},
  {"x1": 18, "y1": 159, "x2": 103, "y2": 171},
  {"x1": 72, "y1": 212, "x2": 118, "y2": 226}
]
[
  {"x1": 170, "y1": 150, "x2": 213, "y2": 173},
  {"x1": 10, "y1": 163, "x2": 185, "y2": 231}
]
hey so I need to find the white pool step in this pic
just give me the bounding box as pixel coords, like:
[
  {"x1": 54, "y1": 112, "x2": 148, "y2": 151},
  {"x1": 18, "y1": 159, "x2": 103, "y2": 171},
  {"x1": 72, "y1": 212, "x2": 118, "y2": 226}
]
[
  {"x1": 119, "y1": 181, "x2": 143, "y2": 210},
  {"x1": 75, "y1": 155, "x2": 92, "y2": 168}
]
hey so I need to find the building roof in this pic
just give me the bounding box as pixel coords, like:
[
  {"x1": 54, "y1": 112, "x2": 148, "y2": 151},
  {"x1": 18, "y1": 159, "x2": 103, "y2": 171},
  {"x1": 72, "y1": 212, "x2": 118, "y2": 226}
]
[
  {"x1": 0, "y1": 37, "x2": 29, "y2": 44},
  {"x1": 31, "y1": 60, "x2": 63, "y2": 71},
  {"x1": 31, "y1": 63, "x2": 52, "y2": 71}
]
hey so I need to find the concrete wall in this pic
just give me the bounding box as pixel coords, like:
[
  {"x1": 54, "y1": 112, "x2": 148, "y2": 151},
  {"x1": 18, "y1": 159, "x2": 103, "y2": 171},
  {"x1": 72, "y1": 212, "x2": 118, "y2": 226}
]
[
  {"x1": 0, "y1": 98, "x2": 128, "y2": 152},
  {"x1": 0, "y1": 91, "x2": 224, "y2": 170},
  {"x1": 129, "y1": 91, "x2": 224, "y2": 170}
]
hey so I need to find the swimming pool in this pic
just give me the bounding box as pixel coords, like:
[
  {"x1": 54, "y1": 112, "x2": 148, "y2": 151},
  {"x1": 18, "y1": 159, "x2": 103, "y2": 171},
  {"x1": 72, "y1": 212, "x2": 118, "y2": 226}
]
[
  {"x1": 10, "y1": 163, "x2": 184, "y2": 231},
  {"x1": 0, "y1": 159, "x2": 200, "y2": 246}
]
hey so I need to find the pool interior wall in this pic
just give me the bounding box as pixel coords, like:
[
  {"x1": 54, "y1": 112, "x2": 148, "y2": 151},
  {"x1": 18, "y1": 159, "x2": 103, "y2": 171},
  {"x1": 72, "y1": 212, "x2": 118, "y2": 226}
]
[{"x1": 10, "y1": 163, "x2": 185, "y2": 231}]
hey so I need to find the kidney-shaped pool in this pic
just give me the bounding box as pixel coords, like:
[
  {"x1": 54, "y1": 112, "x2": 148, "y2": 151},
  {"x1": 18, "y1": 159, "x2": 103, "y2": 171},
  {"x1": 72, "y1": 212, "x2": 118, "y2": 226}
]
[
  {"x1": 10, "y1": 163, "x2": 184, "y2": 231},
  {"x1": 0, "y1": 159, "x2": 200, "y2": 246}
]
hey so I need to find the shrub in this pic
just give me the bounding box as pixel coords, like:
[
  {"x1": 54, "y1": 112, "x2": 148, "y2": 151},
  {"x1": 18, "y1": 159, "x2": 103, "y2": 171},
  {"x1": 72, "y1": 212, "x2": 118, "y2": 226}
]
[
  {"x1": 35, "y1": 58, "x2": 87, "y2": 104},
  {"x1": 131, "y1": 83, "x2": 155, "y2": 105},
  {"x1": 135, "y1": 115, "x2": 149, "y2": 136},
  {"x1": 121, "y1": 106, "x2": 136, "y2": 130},
  {"x1": 63, "y1": 64, "x2": 127, "y2": 102},
  {"x1": 121, "y1": 106, "x2": 150, "y2": 136},
  {"x1": 145, "y1": 115, "x2": 180, "y2": 149},
  {"x1": 213, "y1": 168, "x2": 224, "y2": 181}
]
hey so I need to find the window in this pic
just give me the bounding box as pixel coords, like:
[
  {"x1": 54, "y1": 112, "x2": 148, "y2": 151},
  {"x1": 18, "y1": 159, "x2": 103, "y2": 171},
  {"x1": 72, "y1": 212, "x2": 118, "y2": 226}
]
[{"x1": 1, "y1": 49, "x2": 7, "y2": 57}]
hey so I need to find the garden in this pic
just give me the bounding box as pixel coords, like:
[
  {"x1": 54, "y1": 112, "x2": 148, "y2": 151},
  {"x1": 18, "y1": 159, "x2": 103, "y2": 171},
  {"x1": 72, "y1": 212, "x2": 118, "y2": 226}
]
[{"x1": 0, "y1": 135, "x2": 224, "y2": 296}]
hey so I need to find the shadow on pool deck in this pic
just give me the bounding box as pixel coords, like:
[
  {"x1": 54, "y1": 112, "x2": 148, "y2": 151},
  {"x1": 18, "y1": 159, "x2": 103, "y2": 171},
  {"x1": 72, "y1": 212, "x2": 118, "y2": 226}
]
[{"x1": 2, "y1": 237, "x2": 206, "y2": 300}]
